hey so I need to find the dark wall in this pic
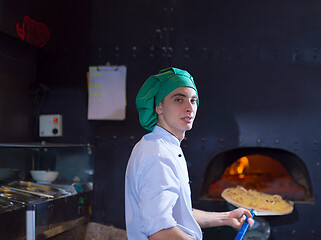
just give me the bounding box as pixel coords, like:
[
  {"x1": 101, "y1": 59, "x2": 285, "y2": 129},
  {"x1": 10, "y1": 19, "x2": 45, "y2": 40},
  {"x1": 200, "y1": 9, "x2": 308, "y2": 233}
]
[
  {"x1": 0, "y1": 0, "x2": 90, "y2": 141},
  {"x1": 1, "y1": 0, "x2": 321, "y2": 239},
  {"x1": 0, "y1": 32, "x2": 37, "y2": 142},
  {"x1": 83, "y1": 2, "x2": 321, "y2": 236}
]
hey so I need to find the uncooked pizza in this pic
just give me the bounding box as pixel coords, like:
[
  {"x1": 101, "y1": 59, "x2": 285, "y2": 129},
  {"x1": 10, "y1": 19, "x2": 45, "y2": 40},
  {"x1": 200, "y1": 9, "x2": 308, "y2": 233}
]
[{"x1": 221, "y1": 185, "x2": 294, "y2": 215}]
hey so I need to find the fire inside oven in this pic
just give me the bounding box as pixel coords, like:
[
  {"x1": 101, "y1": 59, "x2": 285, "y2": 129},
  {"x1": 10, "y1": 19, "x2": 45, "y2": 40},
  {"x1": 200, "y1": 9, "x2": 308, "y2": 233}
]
[{"x1": 200, "y1": 147, "x2": 313, "y2": 203}]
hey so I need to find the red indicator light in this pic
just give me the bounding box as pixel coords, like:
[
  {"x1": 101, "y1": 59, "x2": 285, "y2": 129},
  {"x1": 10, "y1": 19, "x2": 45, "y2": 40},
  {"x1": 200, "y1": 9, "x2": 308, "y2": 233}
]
[{"x1": 53, "y1": 118, "x2": 58, "y2": 123}]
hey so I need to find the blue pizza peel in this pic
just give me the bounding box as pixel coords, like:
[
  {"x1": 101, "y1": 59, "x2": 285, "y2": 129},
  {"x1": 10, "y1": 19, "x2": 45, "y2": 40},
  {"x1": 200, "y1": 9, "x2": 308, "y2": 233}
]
[{"x1": 234, "y1": 209, "x2": 255, "y2": 240}]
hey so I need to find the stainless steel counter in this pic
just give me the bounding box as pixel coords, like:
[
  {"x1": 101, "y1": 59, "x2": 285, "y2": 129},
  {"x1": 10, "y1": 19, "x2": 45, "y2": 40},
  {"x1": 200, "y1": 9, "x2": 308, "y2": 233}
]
[{"x1": 0, "y1": 181, "x2": 93, "y2": 240}]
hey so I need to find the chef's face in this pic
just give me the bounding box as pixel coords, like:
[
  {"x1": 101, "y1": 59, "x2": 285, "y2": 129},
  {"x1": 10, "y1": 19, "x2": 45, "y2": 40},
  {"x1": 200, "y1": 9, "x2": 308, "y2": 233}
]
[{"x1": 156, "y1": 87, "x2": 198, "y2": 141}]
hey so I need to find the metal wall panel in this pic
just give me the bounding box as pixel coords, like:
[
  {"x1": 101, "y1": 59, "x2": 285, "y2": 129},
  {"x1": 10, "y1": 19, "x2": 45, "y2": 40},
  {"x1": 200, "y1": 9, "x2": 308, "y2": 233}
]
[
  {"x1": 0, "y1": 32, "x2": 37, "y2": 142},
  {"x1": 30, "y1": 0, "x2": 321, "y2": 239}
]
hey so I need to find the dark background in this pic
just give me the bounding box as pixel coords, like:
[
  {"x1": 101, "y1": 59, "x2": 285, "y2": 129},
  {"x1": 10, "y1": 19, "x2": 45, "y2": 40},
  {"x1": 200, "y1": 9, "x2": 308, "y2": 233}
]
[{"x1": 1, "y1": 0, "x2": 321, "y2": 239}]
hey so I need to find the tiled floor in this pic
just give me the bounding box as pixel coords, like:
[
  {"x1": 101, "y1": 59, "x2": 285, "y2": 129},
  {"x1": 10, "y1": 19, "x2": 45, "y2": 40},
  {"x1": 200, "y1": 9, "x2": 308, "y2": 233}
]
[{"x1": 49, "y1": 222, "x2": 127, "y2": 240}]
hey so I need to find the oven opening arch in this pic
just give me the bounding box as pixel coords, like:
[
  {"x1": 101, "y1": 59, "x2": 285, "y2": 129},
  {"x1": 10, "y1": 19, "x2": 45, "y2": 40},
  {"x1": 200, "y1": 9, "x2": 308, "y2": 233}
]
[{"x1": 199, "y1": 147, "x2": 314, "y2": 203}]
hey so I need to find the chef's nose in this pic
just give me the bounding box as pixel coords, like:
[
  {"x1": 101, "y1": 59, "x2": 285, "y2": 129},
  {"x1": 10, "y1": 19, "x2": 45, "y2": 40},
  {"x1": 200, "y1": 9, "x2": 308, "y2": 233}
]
[{"x1": 185, "y1": 101, "x2": 193, "y2": 112}]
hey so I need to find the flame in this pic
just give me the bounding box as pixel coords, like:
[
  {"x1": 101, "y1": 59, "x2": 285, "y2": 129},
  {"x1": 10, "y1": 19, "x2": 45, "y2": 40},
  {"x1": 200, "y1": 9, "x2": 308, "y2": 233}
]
[{"x1": 228, "y1": 156, "x2": 249, "y2": 178}]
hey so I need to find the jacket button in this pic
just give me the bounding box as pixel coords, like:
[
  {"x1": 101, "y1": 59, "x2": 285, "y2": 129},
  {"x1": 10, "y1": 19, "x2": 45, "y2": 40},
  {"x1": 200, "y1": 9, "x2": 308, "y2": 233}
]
[{"x1": 178, "y1": 154, "x2": 182, "y2": 157}]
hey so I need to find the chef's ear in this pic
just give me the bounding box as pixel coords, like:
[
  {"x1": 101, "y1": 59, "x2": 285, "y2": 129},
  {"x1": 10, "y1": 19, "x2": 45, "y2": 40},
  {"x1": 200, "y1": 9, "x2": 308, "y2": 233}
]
[{"x1": 156, "y1": 102, "x2": 163, "y2": 115}]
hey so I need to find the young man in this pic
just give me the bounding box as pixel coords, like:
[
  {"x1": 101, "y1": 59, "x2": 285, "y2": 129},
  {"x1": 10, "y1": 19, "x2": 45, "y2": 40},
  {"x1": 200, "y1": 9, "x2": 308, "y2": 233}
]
[{"x1": 125, "y1": 67, "x2": 253, "y2": 240}]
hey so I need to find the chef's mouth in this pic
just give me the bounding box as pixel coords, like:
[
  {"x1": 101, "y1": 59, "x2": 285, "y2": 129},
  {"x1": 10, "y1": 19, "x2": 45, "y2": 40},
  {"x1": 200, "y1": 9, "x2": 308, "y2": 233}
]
[{"x1": 181, "y1": 116, "x2": 193, "y2": 123}]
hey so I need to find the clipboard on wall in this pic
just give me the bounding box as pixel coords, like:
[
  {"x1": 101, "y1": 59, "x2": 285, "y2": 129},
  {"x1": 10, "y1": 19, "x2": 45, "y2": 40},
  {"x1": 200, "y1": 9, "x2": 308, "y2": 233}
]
[{"x1": 87, "y1": 65, "x2": 127, "y2": 120}]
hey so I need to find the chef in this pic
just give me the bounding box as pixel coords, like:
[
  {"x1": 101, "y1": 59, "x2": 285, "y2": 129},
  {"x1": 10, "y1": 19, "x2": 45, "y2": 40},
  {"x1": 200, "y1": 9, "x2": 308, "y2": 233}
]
[{"x1": 125, "y1": 67, "x2": 254, "y2": 240}]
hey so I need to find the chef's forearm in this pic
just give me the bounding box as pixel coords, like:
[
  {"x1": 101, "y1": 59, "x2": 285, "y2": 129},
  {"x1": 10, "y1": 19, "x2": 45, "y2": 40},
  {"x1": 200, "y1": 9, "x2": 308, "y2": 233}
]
[
  {"x1": 149, "y1": 226, "x2": 195, "y2": 240},
  {"x1": 192, "y1": 208, "x2": 230, "y2": 228},
  {"x1": 193, "y1": 208, "x2": 254, "y2": 229}
]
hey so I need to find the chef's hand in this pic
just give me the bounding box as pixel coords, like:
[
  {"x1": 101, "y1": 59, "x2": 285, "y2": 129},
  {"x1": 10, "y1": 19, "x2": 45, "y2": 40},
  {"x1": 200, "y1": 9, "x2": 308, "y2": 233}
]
[{"x1": 228, "y1": 208, "x2": 254, "y2": 229}]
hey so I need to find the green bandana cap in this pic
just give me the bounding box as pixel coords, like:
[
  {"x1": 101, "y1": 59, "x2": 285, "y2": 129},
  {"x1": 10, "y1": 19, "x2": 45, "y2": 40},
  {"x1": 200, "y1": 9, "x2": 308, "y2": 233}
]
[{"x1": 136, "y1": 67, "x2": 199, "y2": 131}]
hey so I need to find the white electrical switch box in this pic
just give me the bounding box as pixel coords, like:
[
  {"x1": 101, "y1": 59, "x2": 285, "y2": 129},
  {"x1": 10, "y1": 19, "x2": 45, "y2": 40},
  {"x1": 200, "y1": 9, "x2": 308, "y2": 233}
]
[{"x1": 39, "y1": 114, "x2": 63, "y2": 137}]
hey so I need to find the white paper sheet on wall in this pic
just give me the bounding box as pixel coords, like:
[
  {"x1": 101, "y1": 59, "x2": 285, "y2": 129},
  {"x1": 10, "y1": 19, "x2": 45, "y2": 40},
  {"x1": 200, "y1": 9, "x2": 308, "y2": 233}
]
[{"x1": 87, "y1": 65, "x2": 127, "y2": 120}]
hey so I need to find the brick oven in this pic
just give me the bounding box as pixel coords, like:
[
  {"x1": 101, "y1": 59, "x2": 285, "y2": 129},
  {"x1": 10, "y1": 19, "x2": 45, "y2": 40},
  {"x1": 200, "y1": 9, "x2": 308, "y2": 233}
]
[
  {"x1": 200, "y1": 147, "x2": 313, "y2": 203},
  {"x1": 193, "y1": 145, "x2": 320, "y2": 240}
]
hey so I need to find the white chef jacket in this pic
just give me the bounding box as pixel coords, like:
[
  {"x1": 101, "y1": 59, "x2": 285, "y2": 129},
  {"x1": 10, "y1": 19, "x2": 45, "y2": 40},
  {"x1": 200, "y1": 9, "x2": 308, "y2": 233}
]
[{"x1": 125, "y1": 126, "x2": 202, "y2": 240}]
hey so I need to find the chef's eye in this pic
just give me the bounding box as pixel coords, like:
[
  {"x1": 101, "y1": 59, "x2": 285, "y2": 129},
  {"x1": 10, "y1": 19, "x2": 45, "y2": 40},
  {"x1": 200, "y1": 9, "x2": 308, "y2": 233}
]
[
  {"x1": 175, "y1": 98, "x2": 183, "y2": 102},
  {"x1": 191, "y1": 98, "x2": 197, "y2": 104}
]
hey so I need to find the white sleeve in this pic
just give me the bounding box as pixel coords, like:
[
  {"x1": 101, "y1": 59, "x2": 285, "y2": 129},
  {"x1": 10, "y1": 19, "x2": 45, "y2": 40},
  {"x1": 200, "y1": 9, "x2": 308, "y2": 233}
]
[{"x1": 137, "y1": 155, "x2": 180, "y2": 237}]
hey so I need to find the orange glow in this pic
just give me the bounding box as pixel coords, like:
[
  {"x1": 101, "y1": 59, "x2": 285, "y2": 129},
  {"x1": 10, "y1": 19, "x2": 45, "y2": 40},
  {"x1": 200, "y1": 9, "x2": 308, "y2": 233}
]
[
  {"x1": 207, "y1": 154, "x2": 307, "y2": 201},
  {"x1": 228, "y1": 156, "x2": 249, "y2": 178}
]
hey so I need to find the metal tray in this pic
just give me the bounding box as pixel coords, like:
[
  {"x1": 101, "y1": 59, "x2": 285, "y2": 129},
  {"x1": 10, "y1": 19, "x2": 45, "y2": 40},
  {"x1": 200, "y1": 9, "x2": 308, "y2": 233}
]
[
  {"x1": 0, "y1": 196, "x2": 24, "y2": 211},
  {"x1": 0, "y1": 197, "x2": 14, "y2": 207},
  {"x1": 6, "y1": 181, "x2": 61, "y2": 198},
  {"x1": 0, "y1": 186, "x2": 44, "y2": 204}
]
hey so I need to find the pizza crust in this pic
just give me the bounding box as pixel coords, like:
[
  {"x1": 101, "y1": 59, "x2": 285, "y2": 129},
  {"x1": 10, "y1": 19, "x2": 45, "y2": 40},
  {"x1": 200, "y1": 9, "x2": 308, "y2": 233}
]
[{"x1": 221, "y1": 186, "x2": 294, "y2": 215}]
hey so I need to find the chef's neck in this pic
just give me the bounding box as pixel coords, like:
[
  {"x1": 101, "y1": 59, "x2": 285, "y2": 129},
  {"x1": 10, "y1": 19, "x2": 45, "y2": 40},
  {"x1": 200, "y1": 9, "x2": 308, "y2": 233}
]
[{"x1": 156, "y1": 124, "x2": 185, "y2": 142}]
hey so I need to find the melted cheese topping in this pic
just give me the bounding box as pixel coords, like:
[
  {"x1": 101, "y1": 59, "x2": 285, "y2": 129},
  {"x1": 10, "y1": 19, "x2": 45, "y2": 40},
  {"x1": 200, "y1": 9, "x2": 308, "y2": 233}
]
[{"x1": 221, "y1": 186, "x2": 294, "y2": 214}]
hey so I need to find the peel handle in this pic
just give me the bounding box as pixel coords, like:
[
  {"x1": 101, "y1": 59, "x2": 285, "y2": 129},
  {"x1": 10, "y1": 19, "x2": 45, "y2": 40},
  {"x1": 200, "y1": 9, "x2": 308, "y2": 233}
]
[{"x1": 234, "y1": 209, "x2": 255, "y2": 240}]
